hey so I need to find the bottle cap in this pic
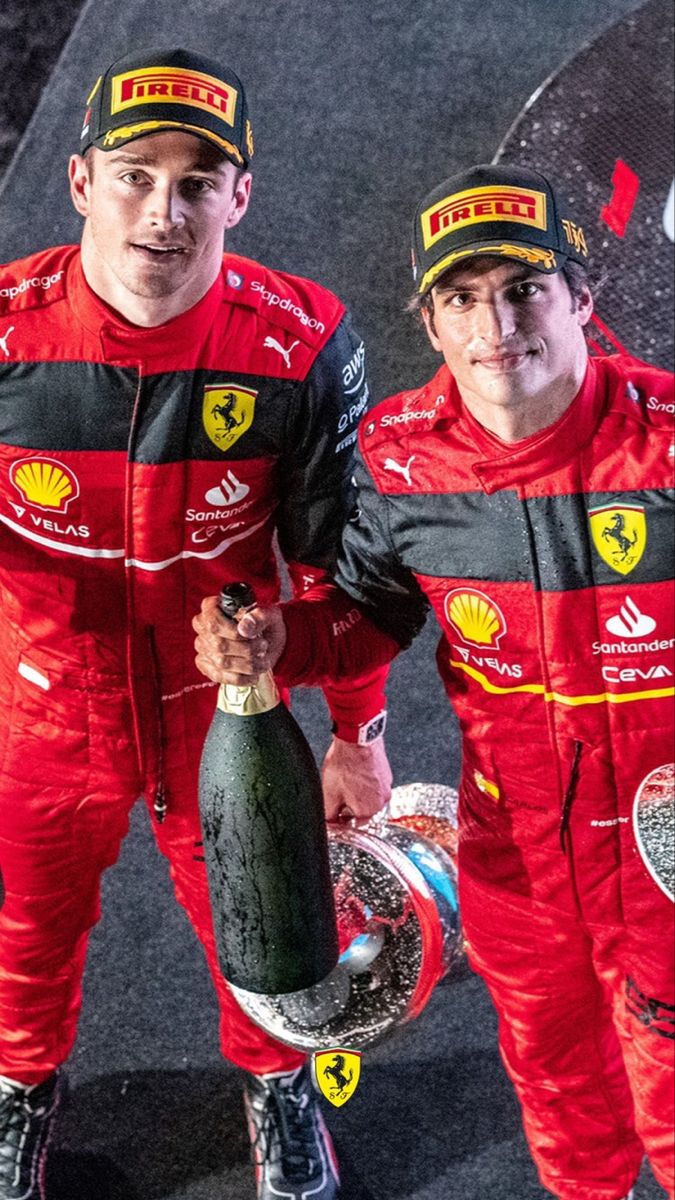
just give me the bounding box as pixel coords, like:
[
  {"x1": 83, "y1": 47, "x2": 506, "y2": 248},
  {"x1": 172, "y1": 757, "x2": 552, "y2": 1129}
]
[{"x1": 219, "y1": 581, "x2": 256, "y2": 619}]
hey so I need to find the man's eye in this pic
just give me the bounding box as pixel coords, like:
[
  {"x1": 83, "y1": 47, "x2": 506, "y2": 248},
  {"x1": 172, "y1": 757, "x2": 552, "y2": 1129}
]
[
  {"x1": 512, "y1": 281, "x2": 539, "y2": 299},
  {"x1": 183, "y1": 178, "x2": 212, "y2": 195},
  {"x1": 446, "y1": 293, "x2": 472, "y2": 308},
  {"x1": 121, "y1": 172, "x2": 144, "y2": 184}
]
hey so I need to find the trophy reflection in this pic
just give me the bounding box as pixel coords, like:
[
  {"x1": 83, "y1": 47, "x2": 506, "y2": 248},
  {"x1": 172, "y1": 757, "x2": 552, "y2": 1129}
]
[{"x1": 231, "y1": 783, "x2": 465, "y2": 1052}]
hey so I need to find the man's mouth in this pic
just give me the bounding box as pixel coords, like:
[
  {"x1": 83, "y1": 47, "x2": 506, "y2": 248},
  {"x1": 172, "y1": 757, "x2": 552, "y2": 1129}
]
[
  {"x1": 131, "y1": 243, "x2": 188, "y2": 260},
  {"x1": 476, "y1": 351, "x2": 532, "y2": 370}
]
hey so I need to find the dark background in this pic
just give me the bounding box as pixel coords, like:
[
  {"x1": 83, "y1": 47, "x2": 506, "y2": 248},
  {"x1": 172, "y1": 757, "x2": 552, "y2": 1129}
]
[{"x1": 0, "y1": 3, "x2": 671, "y2": 1198}]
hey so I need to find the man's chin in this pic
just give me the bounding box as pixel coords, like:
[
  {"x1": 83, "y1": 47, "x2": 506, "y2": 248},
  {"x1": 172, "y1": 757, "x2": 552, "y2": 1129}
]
[
  {"x1": 122, "y1": 271, "x2": 187, "y2": 300},
  {"x1": 474, "y1": 377, "x2": 529, "y2": 407}
]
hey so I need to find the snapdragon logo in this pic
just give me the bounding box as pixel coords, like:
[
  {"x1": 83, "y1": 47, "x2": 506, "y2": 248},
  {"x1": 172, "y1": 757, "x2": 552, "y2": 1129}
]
[
  {"x1": 0, "y1": 271, "x2": 64, "y2": 300},
  {"x1": 250, "y1": 281, "x2": 325, "y2": 332},
  {"x1": 647, "y1": 396, "x2": 675, "y2": 415},
  {"x1": 380, "y1": 408, "x2": 438, "y2": 428}
]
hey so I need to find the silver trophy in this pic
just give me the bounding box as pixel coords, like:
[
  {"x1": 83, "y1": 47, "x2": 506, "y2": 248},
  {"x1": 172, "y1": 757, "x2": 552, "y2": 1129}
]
[
  {"x1": 633, "y1": 764, "x2": 674, "y2": 902},
  {"x1": 231, "y1": 783, "x2": 464, "y2": 1051}
]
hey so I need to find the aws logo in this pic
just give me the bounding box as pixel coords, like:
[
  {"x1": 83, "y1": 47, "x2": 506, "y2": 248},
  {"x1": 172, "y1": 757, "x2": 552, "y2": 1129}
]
[
  {"x1": 444, "y1": 588, "x2": 507, "y2": 649},
  {"x1": 10, "y1": 457, "x2": 80, "y2": 512}
]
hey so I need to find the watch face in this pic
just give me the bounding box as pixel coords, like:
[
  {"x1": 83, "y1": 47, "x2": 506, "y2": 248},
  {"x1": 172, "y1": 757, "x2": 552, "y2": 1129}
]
[{"x1": 359, "y1": 713, "x2": 387, "y2": 744}]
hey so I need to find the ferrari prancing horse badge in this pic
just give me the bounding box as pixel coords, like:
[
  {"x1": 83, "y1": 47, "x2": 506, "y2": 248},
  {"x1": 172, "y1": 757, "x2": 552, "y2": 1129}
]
[
  {"x1": 589, "y1": 502, "x2": 647, "y2": 576},
  {"x1": 202, "y1": 383, "x2": 257, "y2": 453},
  {"x1": 313, "y1": 1049, "x2": 361, "y2": 1107}
]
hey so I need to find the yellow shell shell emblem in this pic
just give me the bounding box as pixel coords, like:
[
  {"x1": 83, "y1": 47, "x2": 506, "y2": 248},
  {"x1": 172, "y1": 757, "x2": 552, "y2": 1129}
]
[
  {"x1": 474, "y1": 770, "x2": 500, "y2": 800},
  {"x1": 444, "y1": 587, "x2": 507, "y2": 649},
  {"x1": 313, "y1": 1049, "x2": 361, "y2": 1108},
  {"x1": 10, "y1": 457, "x2": 79, "y2": 512},
  {"x1": 589, "y1": 503, "x2": 647, "y2": 576},
  {"x1": 202, "y1": 384, "x2": 257, "y2": 453}
]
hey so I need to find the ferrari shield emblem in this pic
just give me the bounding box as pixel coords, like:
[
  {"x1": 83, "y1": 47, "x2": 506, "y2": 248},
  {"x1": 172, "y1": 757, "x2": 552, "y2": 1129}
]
[
  {"x1": 313, "y1": 1049, "x2": 361, "y2": 1107},
  {"x1": 202, "y1": 383, "x2": 257, "y2": 453},
  {"x1": 588, "y1": 502, "x2": 647, "y2": 575}
]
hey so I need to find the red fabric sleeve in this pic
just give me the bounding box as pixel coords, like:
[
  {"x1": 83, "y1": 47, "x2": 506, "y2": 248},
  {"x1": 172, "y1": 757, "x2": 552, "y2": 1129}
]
[
  {"x1": 283, "y1": 567, "x2": 397, "y2": 739},
  {"x1": 276, "y1": 579, "x2": 400, "y2": 708}
]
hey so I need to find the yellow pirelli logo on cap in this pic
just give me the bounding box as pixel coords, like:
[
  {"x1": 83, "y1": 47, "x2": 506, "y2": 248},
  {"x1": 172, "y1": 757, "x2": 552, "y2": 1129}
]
[
  {"x1": 111, "y1": 66, "x2": 238, "y2": 127},
  {"x1": 421, "y1": 186, "x2": 548, "y2": 250}
]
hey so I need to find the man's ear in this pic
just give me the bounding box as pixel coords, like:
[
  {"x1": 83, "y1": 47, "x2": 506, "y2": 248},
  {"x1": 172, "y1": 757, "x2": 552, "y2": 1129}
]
[
  {"x1": 421, "y1": 301, "x2": 441, "y2": 352},
  {"x1": 68, "y1": 153, "x2": 91, "y2": 218},
  {"x1": 223, "y1": 169, "x2": 252, "y2": 231},
  {"x1": 576, "y1": 283, "x2": 594, "y2": 329}
]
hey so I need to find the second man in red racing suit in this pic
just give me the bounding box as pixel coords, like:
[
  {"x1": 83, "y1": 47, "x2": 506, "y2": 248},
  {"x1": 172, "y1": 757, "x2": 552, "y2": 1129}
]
[{"x1": 201, "y1": 165, "x2": 675, "y2": 1200}]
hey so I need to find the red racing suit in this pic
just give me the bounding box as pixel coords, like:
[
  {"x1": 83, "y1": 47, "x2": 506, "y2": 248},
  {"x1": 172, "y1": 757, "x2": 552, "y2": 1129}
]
[
  {"x1": 277, "y1": 354, "x2": 675, "y2": 1200},
  {"x1": 0, "y1": 245, "x2": 386, "y2": 1084}
]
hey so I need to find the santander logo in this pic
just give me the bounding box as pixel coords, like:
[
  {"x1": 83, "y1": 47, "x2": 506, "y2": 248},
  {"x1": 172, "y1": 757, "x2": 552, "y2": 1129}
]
[
  {"x1": 205, "y1": 470, "x2": 250, "y2": 507},
  {"x1": 605, "y1": 596, "x2": 657, "y2": 639}
]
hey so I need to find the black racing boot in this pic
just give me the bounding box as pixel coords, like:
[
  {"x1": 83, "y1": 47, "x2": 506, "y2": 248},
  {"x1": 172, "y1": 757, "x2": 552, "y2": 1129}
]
[
  {"x1": 244, "y1": 1064, "x2": 340, "y2": 1199},
  {"x1": 0, "y1": 1073, "x2": 63, "y2": 1200}
]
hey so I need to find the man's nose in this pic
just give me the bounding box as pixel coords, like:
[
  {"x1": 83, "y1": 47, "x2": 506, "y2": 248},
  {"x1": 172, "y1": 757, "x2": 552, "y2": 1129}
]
[
  {"x1": 473, "y1": 299, "x2": 517, "y2": 343},
  {"x1": 146, "y1": 184, "x2": 185, "y2": 228}
]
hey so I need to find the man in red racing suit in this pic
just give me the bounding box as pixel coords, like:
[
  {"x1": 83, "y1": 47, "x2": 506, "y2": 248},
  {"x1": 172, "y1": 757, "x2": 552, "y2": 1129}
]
[
  {"x1": 0, "y1": 47, "x2": 388, "y2": 1200},
  {"x1": 200, "y1": 165, "x2": 675, "y2": 1200}
]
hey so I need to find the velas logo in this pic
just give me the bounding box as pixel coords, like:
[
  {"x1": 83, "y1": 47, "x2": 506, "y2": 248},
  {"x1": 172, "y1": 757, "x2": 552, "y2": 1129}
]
[
  {"x1": 445, "y1": 588, "x2": 507, "y2": 649},
  {"x1": 421, "y1": 186, "x2": 548, "y2": 251},
  {"x1": 589, "y1": 503, "x2": 647, "y2": 576},
  {"x1": 313, "y1": 1050, "x2": 361, "y2": 1108},
  {"x1": 10, "y1": 457, "x2": 80, "y2": 513},
  {"x1": 110, "y1": 66, "x2": 238, "y2": 128},
  {"x1": 202, "y1": 384, "x2": 257, "y2": 453},
  {"x1": 226, "y1": 268, "x2": 245, "y2": 290}
]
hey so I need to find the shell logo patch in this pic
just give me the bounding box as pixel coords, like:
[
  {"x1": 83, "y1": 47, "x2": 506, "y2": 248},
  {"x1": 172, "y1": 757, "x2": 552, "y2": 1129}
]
[
  {"x1": 589, "y1": 503, "x2": 647, "y2": 576},
  {"x1": 313, "y1": 1050, "x2": 361, "y2": 1108},
  {"x1": 474, "y1": 770, "x2": 500, "y2": 800},
  {"x1": 202, "y1": 384, "x2": 257, "y2": 453},
  {"x1": 444, "y1": 587, "x2": 507, "y2": 649},
  {"x1": 10, "y1": 457, "x2": 80, "y2": 512}
]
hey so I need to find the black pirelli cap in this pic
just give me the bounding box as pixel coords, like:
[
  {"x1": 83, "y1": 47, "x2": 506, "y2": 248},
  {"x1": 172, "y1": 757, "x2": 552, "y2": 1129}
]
[
  {"x1": 79, "y1": 47, "x2": 254, "y2": 168},
  {"x1": 411, "y1": 163, "x2": 589, "y2": 295}
]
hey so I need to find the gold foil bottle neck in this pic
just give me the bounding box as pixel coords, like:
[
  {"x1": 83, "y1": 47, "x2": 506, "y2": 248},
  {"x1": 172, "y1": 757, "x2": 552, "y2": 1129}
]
[{"x1": 218, "y1": 672, "x2": 280, "y2": 716}]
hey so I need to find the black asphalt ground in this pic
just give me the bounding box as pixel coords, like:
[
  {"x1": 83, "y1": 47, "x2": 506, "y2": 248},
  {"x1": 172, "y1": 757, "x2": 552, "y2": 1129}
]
[{"x1": 0, "y1": 2, "x2": 671, "y2": 1198}]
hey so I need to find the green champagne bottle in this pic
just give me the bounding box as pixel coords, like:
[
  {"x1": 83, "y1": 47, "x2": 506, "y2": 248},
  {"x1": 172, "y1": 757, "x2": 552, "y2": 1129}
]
[{"x1": 198, "y1": 582, "x2": 339, "y2": 994}]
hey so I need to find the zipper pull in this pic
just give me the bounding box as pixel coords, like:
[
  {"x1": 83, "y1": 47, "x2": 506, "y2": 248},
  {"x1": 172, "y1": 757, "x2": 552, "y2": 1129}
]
[{"x1": 153, "y1": 790, "x2": 167, "y2": 824}]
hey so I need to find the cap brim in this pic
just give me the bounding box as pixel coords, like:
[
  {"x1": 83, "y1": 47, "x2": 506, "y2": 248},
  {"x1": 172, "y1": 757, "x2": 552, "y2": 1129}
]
[
  {"x1": 91, "y1": 119, "x2": 247, "y2": 168},
  {"x1": 418, "y1": 238, "x2": 564, "y2": 295}
]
